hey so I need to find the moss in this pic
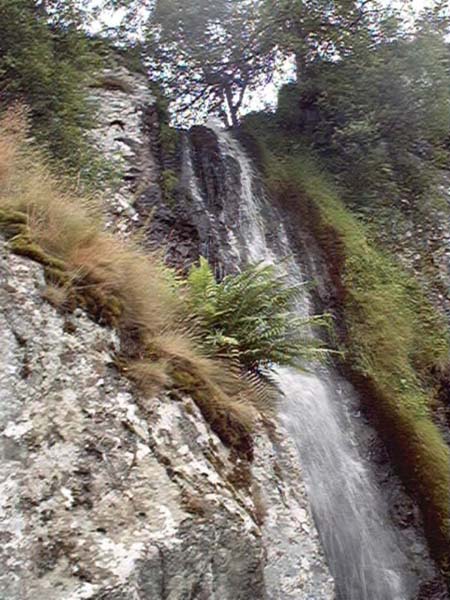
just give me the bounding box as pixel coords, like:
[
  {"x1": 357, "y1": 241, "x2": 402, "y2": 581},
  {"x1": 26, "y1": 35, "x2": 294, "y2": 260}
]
[
  {"x1": 227, "y1": 461, "x2": 252, "y2": 491},
  {"x1": 0, "y1": 212, "x2": 68, "y2": 273},
  {"x1": 0, "y1": 208, "x2": 27, "y2": 225},
  {"x1": 161, "y1": 168, "x2": 179, "y2": 205},
  {"x1": 160, "y1": 123, "x2": 179, "y2": 156},
  {"x1": 262, "y1": 147, "x2": 450, "y2": 582},
  {"x1": 43, "y1": 266, "x2": 71, "y2": 287},
  {"x1": 0, "y1": 208, "x2": 28, "y2": 238},
  {"x1": 8, "y1": 234, "x2": 67, "y2": 271},
  {"x1": 75, "y1": 287, "x2": 124, "y2": 327}
]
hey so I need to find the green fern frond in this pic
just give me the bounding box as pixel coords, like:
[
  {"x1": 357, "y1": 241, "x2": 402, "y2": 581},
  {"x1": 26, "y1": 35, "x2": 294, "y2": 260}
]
[{"x1": 186, "y1": 258, "x2": 330, "y2": 377}]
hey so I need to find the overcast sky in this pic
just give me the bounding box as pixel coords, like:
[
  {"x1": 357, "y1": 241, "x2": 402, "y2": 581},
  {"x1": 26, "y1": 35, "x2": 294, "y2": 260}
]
[{"x1": 411, "y1": 0, "x2": 432, "y2": 9}]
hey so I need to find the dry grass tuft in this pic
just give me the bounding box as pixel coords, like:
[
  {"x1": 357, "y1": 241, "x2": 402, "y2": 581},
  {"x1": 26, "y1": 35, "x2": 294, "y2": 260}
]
[
  {"x1": 125, "y1": 359, "x2": 172, "y2": 396},
  {"x1": 0, "y1": 107, "x2": 257, "y2": 456},
  {"x1": 41, "y1": 283, "x2": 71, "y2": 308}
]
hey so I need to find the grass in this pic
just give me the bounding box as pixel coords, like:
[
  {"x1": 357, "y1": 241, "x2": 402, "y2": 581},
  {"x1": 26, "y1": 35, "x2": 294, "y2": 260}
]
[
  {"x1": 262, "y1": 148, "x2": 450, "y2": 578},
  {"x1": 0, "y1": 107, "x2": 256, "y2": 457}
]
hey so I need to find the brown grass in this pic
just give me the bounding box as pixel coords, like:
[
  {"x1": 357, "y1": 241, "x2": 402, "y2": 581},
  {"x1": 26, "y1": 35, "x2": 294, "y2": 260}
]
[{"x1": 0, "y1": 107, "x2": 257, "y2": 455}]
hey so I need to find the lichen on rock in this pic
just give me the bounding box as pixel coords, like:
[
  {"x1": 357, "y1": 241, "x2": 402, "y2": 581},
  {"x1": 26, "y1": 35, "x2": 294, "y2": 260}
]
[{"x1": 0, "y1": 238, "x2": 334, "y2": 598}]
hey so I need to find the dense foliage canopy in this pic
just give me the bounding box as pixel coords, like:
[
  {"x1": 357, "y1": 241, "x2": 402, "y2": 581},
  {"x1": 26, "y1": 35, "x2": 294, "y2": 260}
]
[
  {"x1": 0, "y1": 0, "x2": 101, "y2": 172},
  {"x1": 274, "y1": 4, "x2": 450, "y2": 203},
  {"x1": 2, "y1": 0, "x2": 449, "y2": 197}
]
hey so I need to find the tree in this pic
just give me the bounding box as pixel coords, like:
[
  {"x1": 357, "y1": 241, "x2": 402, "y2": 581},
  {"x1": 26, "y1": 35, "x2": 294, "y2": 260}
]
[
  {"x1": 143, "y1": 0, "x2": 392, "y2": 126},
  {"x1": 276, "y1": 3, "x2": 450, "y2": 203},
  {"x1": 147, "y1": 0, "x2": 278, "y2": 127},
  {"x1": 261, "y1": 0, "x2": 387, "y2": 76}
]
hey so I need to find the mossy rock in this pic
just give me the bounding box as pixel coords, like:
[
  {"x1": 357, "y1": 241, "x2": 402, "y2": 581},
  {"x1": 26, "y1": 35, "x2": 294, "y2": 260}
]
[
  {"x1": 0, "y1": 208, "x2": 27, "y2": 226},
  {"x1": 0, "y1": 221, "x2": 124, "y2": 328},
  {"x1": 10, "y1": 236, "x2": 67, "y2": 272}
]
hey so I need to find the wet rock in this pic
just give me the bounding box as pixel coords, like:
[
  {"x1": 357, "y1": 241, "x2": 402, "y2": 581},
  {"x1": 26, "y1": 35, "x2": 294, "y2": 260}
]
[
  {"x1": 134, "y1": 183, "x2": 203, "y2": 272},
  {"x1": 417, "y1": 578, "x2": 450, "y2": 600}
]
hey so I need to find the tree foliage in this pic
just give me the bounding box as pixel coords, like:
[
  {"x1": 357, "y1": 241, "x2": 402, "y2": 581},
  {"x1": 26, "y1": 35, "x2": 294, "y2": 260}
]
[
  {"x1": 261, "y1": 0, "x2": 384, "y2": 72},
  {"x1": 2, "y1": 0, "x2": 449, "y2": 202},
  {"x1": 0, "y1": 0, "x2": 100, "y2": 173},
  {"x1": 274, "y1": 3, "x2": 450, "y2": 204},
  {"x1": 145, "y1": 0, "x2": 394, "y2": 126},
  {"x1": 146, "y1": 0, "x2": 278, "y2": 127}
]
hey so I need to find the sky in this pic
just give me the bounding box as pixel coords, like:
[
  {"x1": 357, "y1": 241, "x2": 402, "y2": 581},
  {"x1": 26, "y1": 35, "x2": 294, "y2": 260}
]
[{"x1": 411, "y1": 0, "x2": 433, "y2": 9}]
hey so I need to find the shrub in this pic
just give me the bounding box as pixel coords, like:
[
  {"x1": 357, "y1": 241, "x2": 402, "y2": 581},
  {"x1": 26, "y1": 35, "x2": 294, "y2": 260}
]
[{"x1": 0, "y1": 0, "x2": 100, "y2": 175}]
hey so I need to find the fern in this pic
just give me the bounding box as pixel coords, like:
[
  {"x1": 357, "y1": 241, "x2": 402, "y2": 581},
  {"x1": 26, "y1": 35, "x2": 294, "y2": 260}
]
[{"x1": 186, "y1": 259, "x2": 329, "y2": 376}]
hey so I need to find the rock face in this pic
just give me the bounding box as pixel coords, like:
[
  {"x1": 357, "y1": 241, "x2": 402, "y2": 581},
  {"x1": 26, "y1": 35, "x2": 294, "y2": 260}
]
[
  {"x1": 87, "y1": 65, "x2": 245, "y2": 274},
  {"x1": 0, "y1": 240, "x2": 333, "y2": 598},
  {"x1": 0, "y1": 63, "x2": 334, "y2": 598},
  {"x1": 88, "y1": 64, "x2": 157, "y2": 238},
  {"x1": 88, "y1": 63, "x2": 206, "y2": 271}
]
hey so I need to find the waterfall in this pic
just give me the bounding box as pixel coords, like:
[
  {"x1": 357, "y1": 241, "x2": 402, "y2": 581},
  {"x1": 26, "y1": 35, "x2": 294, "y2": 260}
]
[
  {"x1": 180, "y1": 133, "x2": 243, "y2": 274},
  {"x1": 189, "y1": 123, "x2": 437, "y2": 600}
]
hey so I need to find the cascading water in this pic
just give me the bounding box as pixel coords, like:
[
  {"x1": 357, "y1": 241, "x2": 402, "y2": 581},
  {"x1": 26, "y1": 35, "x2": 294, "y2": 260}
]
[{"x1": 186, "y1": 122, "x2": 442, "y2": 600}]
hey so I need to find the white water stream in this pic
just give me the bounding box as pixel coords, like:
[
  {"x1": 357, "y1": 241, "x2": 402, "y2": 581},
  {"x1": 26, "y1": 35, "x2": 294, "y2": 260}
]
[{"x1": 191, "y1": 123, "x2": 416, "y2": 600}]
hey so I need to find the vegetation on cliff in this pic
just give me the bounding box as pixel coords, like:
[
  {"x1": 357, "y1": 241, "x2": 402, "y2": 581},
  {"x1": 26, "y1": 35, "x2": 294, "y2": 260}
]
[
  {"x1": 0, "y1": 0, "x2": 103, "y2": 175},
  {"x1": 187, "y1": 257, "x2": 327, "y2": 374},
  {"x1": 275, "y1": 24, "x2": 450, "y2": 209},
  {"x1": 0, "y1": 108, "x2": 322, "y2": 457}
]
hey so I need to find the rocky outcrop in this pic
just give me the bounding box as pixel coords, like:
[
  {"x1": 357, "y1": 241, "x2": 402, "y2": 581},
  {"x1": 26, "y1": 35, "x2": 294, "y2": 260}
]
[
  {"x1": 87, "y1": 67, "x2": 248, "y2": 274},
  {"x1": 0, "y1": 64, "x2": 334, "y2": 598},
  {"x1": 88, "y1": 64, "x2": 158, "y2": 238},
  {"x1": 0, "y1": 239, "x2": 333, "y2": 598},
  {"x1": 88, "y1": 64, "x2": 206, "y2": 271}
]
